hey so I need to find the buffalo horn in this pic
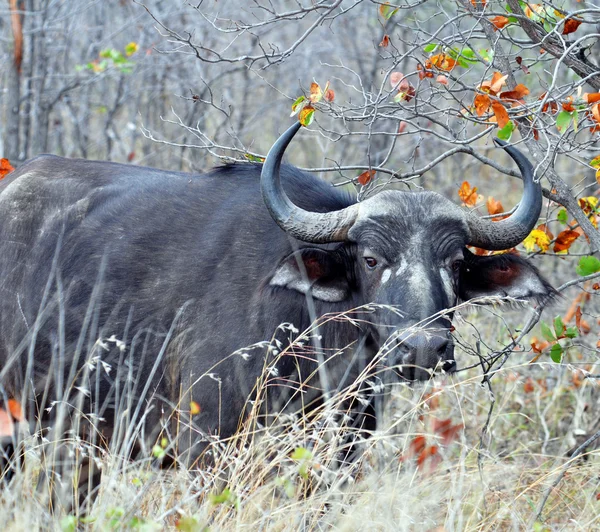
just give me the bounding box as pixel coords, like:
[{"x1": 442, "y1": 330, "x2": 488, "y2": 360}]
[
  {"x1": 261, "y1": 122, "x2": 359, "y2": 243},
  {"x1": 467, "y1": 139, "x2": 542, "y2": 250}
]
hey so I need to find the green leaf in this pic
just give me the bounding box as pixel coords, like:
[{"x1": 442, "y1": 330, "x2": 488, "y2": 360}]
[
  {"x1": 209, "y1": 488, "x2": 238, "y2": 507},
  {"x1": 176, "y1": 516, "x2": 206, "y2": 532},
  {"x1": 556, "y1": 110, "x2": 573, "y2": 132},
  {"x1": 298, "y1": 106, "x2": 315, "y2": 127},
  {"x1": 60, "y1": 516, "x2": 78, "y2": 532},
  {"x1": 244, "y1": 153, "x2": 265, "y2": 163},
  {"x1": 540, "y1": 321, "x2": 556, "y2": 342},
  {"x1": 591, "y1": 155, "x2": 600, "y2": 169},
  {"x1": 423, "y1": 43, "x2": 437, "y2": 53},
  {"x1": 290, "y1": 95, "x2": 306, "y2": 116},
  {"x1": 291, "y1": 447, "x2": 313, "y2": 461},
  {"x1": 565, "y1": 326, "x2": 579, "y2": 339},
  {"x1": 152, "y1": 444, "x2": 166, "y2": 459},
  {"x1": 557, "y1": 209, "x2": 568, "y2": 224},
  {"x1": 497, "y1": 120, "x2": 516, "y2": 141},
  {"x1": 572, "y1": 109, "x2": 579, "y2": 132},
  {"x1": 550, "y1": 342, "x2": 563, "y2": 363},
  {"x1": 380, "y1": 3, "x2": 399, "y2": 20},
  {"x1": 553, "y1": 315, "x2": 565, "y2": 338},
  {"x1": 576, "y1": 256, "x2": 600, "y2": 276},
  {"x1": 479, "y1": 49, "x2": 494, "y2": 62},
  {"x1": 125, "y1": 42, "x2": 139, "y2": 57}
]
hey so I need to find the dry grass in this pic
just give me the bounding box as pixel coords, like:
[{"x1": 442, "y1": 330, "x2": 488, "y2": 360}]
[{"x1": 1, "y1": 302, "x2": 599, "y2": 531}]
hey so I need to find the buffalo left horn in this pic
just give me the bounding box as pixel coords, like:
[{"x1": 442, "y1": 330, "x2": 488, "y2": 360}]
[
  {"x1": 467, "y1": 139, "x2": 542, "y2": 250},
  {"x1": 261, "y1": 122, "x2": 359, "y2": 243}
]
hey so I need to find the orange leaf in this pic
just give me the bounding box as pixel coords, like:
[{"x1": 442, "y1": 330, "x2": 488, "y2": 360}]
[
  {"x1": 584, "y1": 93, "x2": 600, "y2": 104},
  {"x1": 357, "y1": 169, "x2": 376, "y2": 186},
  {"x1": 309, "y1": 82, "x2": 322, "y2": 103},
  {"x1": 436, "y1": 75, "x2": 448, "y2": 85},
  {"x1": 592, "y1": 103, "x2": 600, "y2": 123},
  {"x1": 458, "y1": 181, "x2": 479, "y2": 207},
  {"x1": 190, "y1": 401, "x2": 201, "y2": 415},
  {"x1": 429, "y1": 54, "x2": 457, "y2": 72},
  {"x1": 562, "y1": 96, "x2": 576, "y2": 112},
  {"x1": 562, "y1": 18, "x2": 582, "y2": 35},
  {"x1": 523, "y1": 377, "x2": 536, "y2": 392},
  {"x1": 474, "y1": 94, "x2": 491, "y2": 116},
  {"x1": 324, "y1": 89, "x2": 335, "y2": 102},
  {"x1": 500, "y1": 84, "x2": 530, "y2": 101},
  {"x1": 0, "y1": 158, "x2": 14, "y2": 179},
  {"x1": 491, "y1": 15, "x2": 510, "y2": 30},
  {"x1": 553, "y1": 229, "x2": 580, "y2": 253},
  {"x1": 417, "y1": 64, "x2": 434, "y2": 79},
  {"x1": 402, "y1": 434, "x2": 427, "y2": 460},
  {"x1": 431, "y1": 418, "x2": 463, "y2": 445},
  {"x1": 0, "y1": 409, "x2": 14, "y2": 438},
  {"x1": 575, "y1": 306, "x2": 582, "y2": 332},
  {"x1": 7, "y1": 399, "x2": 23, "y2": 421},
  {"x1": 417, "y1": 445, "x2": 439, "y2": 469},
  {"x1": 491, "y1": 101, "x2": 510, "y2": 128},
  {"x1": 379, "y1": 34, "x2": 390, "y2": 47},
  {"x1": 486, "y1": 196, "x2": 508, "y2": 221},
  {"x1": 489, "y1": 72, "x2": 508, "y2": 94}
]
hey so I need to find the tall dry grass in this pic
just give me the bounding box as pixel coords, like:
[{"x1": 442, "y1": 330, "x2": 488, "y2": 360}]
[{"x1": 0, "y1": 297, "x2": 599, "y2": 531}]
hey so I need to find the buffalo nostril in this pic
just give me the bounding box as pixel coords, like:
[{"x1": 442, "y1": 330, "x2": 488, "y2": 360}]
[
  {"x1": 395, "y1": 330, "x2": 454, "y2": 380},
  {"x1": 442, "y1": 359, "x2": 457, "y2": 374}
]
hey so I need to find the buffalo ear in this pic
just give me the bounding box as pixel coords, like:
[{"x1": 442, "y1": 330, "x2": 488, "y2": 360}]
[
  {"x1": 269, "y1": 248, "x2": 350, "y2": 302},
  {"x1": 459, "y1": 250, "x2": 557, "y2": 305}
]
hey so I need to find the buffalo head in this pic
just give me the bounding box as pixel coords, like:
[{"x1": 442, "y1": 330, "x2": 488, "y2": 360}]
[{"x1": 261, "y1": 122, "x2": 554, "y2": 380}]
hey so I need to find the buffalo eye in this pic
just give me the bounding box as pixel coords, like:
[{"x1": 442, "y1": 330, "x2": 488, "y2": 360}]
[
  {"x1": 364, "y1": 257, "x2": 378, "y2": 269},
  {"x1": 451, "y1": 259, "x2": 463, "y2": 274}
]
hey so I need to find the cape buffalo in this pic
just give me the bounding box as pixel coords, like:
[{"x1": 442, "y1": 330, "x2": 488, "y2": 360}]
[{"x1": 0, "y1": 121, "x2": 554, "y2": 502}]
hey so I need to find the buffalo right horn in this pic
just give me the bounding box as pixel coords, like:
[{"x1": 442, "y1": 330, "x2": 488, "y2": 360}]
[
  {"x1": 261, "y1": 122, "x2": 359, "y2": 243},
  {"x1": 467, "y1": 139, "x2": 542, "y2": 250}
]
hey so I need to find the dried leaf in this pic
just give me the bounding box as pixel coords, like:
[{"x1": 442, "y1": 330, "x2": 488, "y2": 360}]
[
  {"x1": 500, "y1": 84, "x2": 530, "y2": 101},
  {"x1": 583, "y1": 93, "x2": 600, "y2": 104},
  {"x1": 0, "y1": 409, "x2": 14, "y2": 438},
  {"x1": 491, "y1": 101, "x2": 510, "y2": 129},
  {"x1": 390, "y1": 72, "x2": 409, "y2": 91},
  {"x1": 489, "y1": 72, "x2": 508, "y2": 94},
  {"x1": 553, "y1": 229, "x2": 580, "y2": 253},
  {"x1": 562, "y1": 18, "x2": 582, "y2": 34},
  {"x1": 379, "y1": 34, "x2": 390, "y2": 47},
  {"x1": 431, "y1": 418, "x2": 463, "y2": 445},
  {"x1": 309, "y1": 82, "x2": 322, "y2": 104},
  {"x1": 0, "y1": 158, "x2": 14, "y2": 179},
  {"x1": 357, "y1": 169, "x2": 376, "y2": 186},
  {"x1": 575, "y1": 306, "x2": 582, "y2": 331},
  {"x1": 474, "y1": 94, "x2": 491, "y2": 116},
  {"x1": 491, "y1": 15, "x2": 510, "y2": 30},
  {"x1": 429, "y1": 54, "x2": 457, "y2": 72},
  {"x1": 435, "y1": 75, "x2": 448, "y2": 85},
  {"x1": 515, "y1": 56, "x2": 530, "y2": 74},
  {"x1": 458, "y1": 181, "x2": 479, "y2": 207},
  {"x1": 486, "y1": 196, "x2": 506, "y2": 220}
]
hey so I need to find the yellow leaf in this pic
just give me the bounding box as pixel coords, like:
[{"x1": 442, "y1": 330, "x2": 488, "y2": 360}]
[{"x1": 522, "y1": 229, "x2": 550, "y2": 253}]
